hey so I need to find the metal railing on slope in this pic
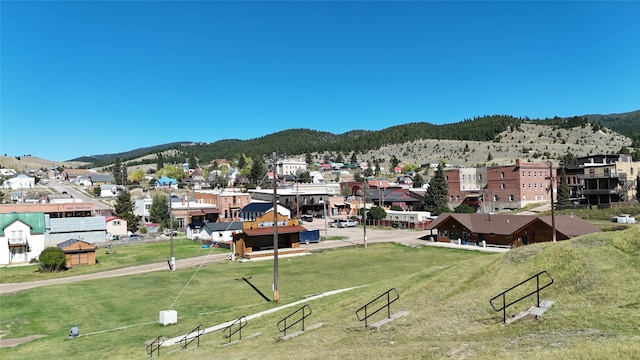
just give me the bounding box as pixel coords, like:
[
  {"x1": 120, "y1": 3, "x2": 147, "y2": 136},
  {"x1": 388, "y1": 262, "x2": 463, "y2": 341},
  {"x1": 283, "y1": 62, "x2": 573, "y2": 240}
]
[
  {"x1": 277, "y1": 305, "x2": 312, "y2": 336},
  {"x1": 490, "y1": 270, "x2": 554, "y2": 324},
  {"x1": 179, "y1": 324, "x2": 204, "y2": 349},
  {"x1": 146, "y1": 336, "x2": 163, "y2": 358},
  {"x1": 223, "y1": 316, "x2": 247, "y2": 343},
  {"x1": 355, "y1": 288, "x2": 400, "y2": 328}
]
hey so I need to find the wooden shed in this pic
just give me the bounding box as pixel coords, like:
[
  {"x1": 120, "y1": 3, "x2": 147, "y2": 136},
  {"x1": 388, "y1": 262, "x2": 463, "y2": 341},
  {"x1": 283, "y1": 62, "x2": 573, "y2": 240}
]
[{"x1": 57, "y1": 239, "x2": 98, "y2": 267}]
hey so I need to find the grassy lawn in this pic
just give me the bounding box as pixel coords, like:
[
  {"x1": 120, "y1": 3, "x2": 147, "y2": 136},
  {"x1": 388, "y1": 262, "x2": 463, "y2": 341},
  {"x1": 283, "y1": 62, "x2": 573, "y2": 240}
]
[
  {"x1": 0, "y1": 238, "x2": 227, "y2": 284},
  {"x1": 1, "y1": 226, "x2": 639, "y2": 359}
]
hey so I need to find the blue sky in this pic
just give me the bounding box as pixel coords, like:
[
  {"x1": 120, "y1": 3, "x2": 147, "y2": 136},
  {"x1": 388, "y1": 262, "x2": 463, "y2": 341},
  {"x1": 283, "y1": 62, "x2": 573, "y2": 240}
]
[{"x1": 1, "y1": 1, "x2": 639, "y2": 162}]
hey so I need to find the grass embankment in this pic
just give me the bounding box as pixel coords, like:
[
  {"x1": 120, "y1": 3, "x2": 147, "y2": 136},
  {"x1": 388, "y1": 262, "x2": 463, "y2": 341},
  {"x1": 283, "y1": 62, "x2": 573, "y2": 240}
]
[
  {"x1": 1, "y1": 227, "x2": 639, "y2": 359},
  {"x1": 0, "y1": 239, "x2": 225, "y2": 283}
]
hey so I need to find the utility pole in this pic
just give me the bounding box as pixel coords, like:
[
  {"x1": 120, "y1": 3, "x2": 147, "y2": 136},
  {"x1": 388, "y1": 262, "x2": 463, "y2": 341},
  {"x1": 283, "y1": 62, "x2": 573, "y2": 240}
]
[
  {"x1": 169, "y1": 186, "x2": 175, "y2": 271},
  {"x1": 549, "y1": 162, "x2": 557, "y2": 242},
  {"x1": 272, "y1": 152, "x2": 279, "y2": 302},
  {"x1": 363, "y1": 179, "x2": 368, "y2": 249}
]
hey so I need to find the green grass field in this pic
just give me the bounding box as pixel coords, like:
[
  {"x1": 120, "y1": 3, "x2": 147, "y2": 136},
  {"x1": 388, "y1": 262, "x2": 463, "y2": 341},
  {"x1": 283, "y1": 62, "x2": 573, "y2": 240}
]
[
  {"x1": 0, "y1": 238, "x2": 225, "y2": 283},
  {"x1": 1, "y1": 227, "x2": 639, "y2": 359}
]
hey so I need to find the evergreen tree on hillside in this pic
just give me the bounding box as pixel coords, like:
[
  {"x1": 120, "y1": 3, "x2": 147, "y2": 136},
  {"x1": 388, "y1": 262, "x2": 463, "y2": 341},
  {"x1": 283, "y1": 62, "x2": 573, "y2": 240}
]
[
  {"x1": 249, "y1": 156, "x2": 267, "y2": 186},
  {"x1": 424, "y1": 163, "x2": 449, "y2": 215},
  {"x1": 557, "y1": 167, "x2": 571, "y2": 205},
  {"x1": 305, "y1": 151, "x2": 312, "y2": 165},
  {"x1": 188, "y1": 154, "x2": 197, "y2": 170},
  {"x1": 113, "y1": 191, "x2": 139, "y2": 232},
  {"x1": 237, "y1": 154, "x2": 247, "y2": 169},
  {"x1": 560, "y1": 152, "x2": 578, "y2": 168},
  {"x1": 390, "y1": 155, "x2": 400, "y2": 169},
  {"x1": 413, "y1": 173, "x2": 424, "y2": 188},
  {"x1": 156, "y1": 153, "x2": 164, "y2": 170},
  {"x1": 336, "y1": 152, "x2": 343, "y2": 163},
  {"x1": 350, "y1": 152, "x2": 357, "y2": 164},
  {"x1": 113, "y1": 157, "x2": 123, "y2": 185}
]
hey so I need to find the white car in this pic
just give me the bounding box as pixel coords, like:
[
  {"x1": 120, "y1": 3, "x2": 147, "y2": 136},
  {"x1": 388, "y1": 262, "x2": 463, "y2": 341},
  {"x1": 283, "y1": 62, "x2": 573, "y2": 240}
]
[{"x1": 339, "y1": 219, "x2": 359, "y2": 228}]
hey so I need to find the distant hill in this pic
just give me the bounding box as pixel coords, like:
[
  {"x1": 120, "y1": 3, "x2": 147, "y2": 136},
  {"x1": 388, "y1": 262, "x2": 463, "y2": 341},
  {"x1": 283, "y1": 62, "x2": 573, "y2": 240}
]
[{"x1": 68, "y1": 111, "x2": 639, "y2": 168}]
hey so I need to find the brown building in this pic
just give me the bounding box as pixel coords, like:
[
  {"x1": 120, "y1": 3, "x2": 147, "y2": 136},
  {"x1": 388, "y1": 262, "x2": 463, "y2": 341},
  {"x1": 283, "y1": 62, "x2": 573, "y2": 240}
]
[
  {"x1": 57, "y1": 238, "x2": 98, "y2": 267},
  {"x1": 194, "y1": 190, "x2": 251, "y2": 222},
  {"x1": 0, "y1": 203, "x2": 94, "y2": 218},
  {"x1": 426, "y1": 213, "x2": 600, "y2": 248},
  {"x1": 232, "y1": 212, "x2": 307, "y2": 259}
]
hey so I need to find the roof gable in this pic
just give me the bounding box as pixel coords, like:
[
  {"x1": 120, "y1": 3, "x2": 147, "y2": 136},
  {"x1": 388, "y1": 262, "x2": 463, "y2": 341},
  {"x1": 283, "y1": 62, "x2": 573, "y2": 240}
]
[{"x1": 0, "y1": 212, "x2": 46, "y2": 236}]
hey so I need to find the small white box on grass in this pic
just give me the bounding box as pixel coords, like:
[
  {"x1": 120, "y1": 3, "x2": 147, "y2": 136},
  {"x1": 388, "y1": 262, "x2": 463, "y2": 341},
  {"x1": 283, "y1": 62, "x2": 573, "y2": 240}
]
[{"x1": 159, "y1": 310, "x2": 178, "y2": 325}]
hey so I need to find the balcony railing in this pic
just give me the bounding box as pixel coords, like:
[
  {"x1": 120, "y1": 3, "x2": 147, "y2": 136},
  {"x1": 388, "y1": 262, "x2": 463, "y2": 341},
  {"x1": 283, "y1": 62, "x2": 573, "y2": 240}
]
[{"x1": 8, "y1": 238, "x2": 28, "y2": 246}]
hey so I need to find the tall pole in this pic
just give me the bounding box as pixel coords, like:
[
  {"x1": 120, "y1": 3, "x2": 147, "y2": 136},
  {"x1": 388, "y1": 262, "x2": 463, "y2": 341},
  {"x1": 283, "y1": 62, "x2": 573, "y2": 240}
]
[
  {"x1": 549, "y1": 162, "x2": 557, "y2": 242},
  {"x1": 272, "y1": 152, "x2": 279, "y2": 302},
  {"x1": 363, "y1": 179, "x2": 368, "y2": 248},
  {"x1": 169, "y1": 186, "x2": 175, "y2": 271},
  {"x1": 321, "y1": 199, "x2": 328, "y2": 238}
]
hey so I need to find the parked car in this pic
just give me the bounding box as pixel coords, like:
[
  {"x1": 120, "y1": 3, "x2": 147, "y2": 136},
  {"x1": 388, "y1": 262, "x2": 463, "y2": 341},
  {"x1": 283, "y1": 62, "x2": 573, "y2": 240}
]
[
  {"x1": 164, "y1": 229, "x2": 177, "y2": 236},
  {"x1": 329, "y1": 220, "x2": 340, "y2": 228},
  {"x1": 125, "y1": 234, "x2": 144, "y2": 241},
  {"x1": 301, "y1": 215, "x2": 313, "y2": 222},
  {"x1": 339, "y1": 219, "x2": 359, "y2": 228}
]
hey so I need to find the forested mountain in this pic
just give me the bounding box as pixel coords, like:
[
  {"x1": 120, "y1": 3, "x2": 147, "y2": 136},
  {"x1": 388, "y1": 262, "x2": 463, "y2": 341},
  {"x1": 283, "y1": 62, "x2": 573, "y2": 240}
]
[{"x1": 74, "y1": 111, "x2": 639, "y2": 167}]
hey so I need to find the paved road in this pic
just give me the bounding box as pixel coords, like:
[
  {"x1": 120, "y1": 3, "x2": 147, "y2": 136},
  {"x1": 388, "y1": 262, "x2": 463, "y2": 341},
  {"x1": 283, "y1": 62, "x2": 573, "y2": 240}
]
[{"x1": 0, "y1": 222, "x2": 504, "y2": 295}]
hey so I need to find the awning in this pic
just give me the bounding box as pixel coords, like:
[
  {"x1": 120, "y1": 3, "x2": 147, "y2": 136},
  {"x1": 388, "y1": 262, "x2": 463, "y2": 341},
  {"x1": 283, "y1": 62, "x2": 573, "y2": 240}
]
[{"x1": 242, "y1": 225, "x2": 308, "y2": 236}]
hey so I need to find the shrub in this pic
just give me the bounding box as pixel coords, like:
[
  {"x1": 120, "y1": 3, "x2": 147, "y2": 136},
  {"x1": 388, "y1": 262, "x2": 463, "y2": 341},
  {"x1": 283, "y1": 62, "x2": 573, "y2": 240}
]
[{"x1": 38, "y1": 247, "x2": 66, "y2": 272}]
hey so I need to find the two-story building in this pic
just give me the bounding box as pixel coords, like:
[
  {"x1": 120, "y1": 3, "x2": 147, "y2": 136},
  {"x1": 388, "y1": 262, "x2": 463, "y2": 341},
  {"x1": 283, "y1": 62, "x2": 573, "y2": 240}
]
[
  {"x1": 0, "y1": 212, "x2": 46, "y2": 265},
  {"x1": 193, "y1": 189, "x2": 251, "y2": 222}
]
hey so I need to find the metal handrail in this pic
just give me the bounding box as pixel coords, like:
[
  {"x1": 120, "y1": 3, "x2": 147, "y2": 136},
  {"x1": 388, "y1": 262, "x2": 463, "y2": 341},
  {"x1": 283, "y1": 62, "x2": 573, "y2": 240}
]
[
  {"x1": 223, "y1": 316, "x2": 247, "y2": 343},
  {"x1": 146, "y1": 336, "x2": 163, "y2": 358},
  {"x1": 490, "y1": 271, "x2": 554, "y2": 324},
  {"x1": 180, "y1": 324, "x2": 204, "y2": 349},
  {"x1": 355, "y1": 288, "x2": 400, "y2": 328},
  {"x1": 277, "y1": 305, "x2": 312, "y2": 336}
]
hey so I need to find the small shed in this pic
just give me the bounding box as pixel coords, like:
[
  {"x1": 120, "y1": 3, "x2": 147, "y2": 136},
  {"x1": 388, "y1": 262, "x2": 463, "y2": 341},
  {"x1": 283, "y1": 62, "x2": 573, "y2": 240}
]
[{"x1": 57, "y1": 239, "x2": 98, "y2": 267}]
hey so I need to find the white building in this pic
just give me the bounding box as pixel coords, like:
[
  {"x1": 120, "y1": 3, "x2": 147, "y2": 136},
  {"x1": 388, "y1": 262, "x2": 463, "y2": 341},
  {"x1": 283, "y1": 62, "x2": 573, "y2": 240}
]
[
  {"x1": 0, "y1": 212, "x2": 46, "y2": 265},
  {"x1": 276, "y1": 158, "x2": 307, "y2": 176},
  {"x1": 2, "y1": 174, "x2": 35, "y2": 190}
]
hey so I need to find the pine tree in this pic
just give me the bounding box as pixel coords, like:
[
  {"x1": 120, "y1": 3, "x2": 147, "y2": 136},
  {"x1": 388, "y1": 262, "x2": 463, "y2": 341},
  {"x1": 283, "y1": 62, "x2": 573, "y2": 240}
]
[
  {"x1": 413, "y1": 173, "x2": 424, "y2": 188},
  {"x1": 113, "y1": 191, "x2": 139, "y2": 232},
  {"x1": 157, "y1": 153, "x2": 164, "y2": 170},
  {"x1": 113, "y1": 157, "x2": 123, "y2": 185},
  {"x1": 350, "y1": 152, "x2": 357, "y2": 164},
  {"x1": 188, "y1": 154, "x2": 197, "y2": 170},
  {"x1": 249, "y1": 156, "x2": 267, "y2": 186},
  {"x1": 557, "y1": 167, "x2": 571, "y2": 205},
  {"x1": 149, "y1": 194, "x2": 170, "y2": 228},
  {"x1": 305, "y1": 151, "x2": 312, "y2": 165},
  {"x1": 424, "y1": 163, "x2": 449, "y2": 215}
]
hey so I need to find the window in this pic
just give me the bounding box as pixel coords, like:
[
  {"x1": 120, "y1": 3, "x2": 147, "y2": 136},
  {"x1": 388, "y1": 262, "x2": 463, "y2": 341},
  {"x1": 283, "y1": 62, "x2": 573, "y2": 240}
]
[
  {"x1": 523, "y1": 195, "x2": 527, "y2": 201},
  {"x1": 113, "y1": 220, "x2": 121, "y2": 226},
  {"x1": 501, "y1": 172, "x2": 505, "y2": 178},
  {"x1": 493, "y1": 194, "x2": 498, "y2": 201},
  {"x1": 479, "y1": 175, "x2": 482, "y2": 181},
  {"x1": 449, "y1": 196, "x2": 453, "y2": 201},
  {"x1": 522, "y1": 172, "x2": 525, "y2": 177},
  {"x1": 528, "y1": 171, "x2": 531, "y2": 177},
  {"x1": 529, "y1": 183, "x2": 532, "y2": 188},
  {"x1": 522, "y1": 183, "x2": 526, "y2": 188},
  {"x1": 501, "y1": 183, "x2": 505, "y2": 189},
  {"x1": 509, "y1": 194, "x2": 514, "y2": 201}
]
